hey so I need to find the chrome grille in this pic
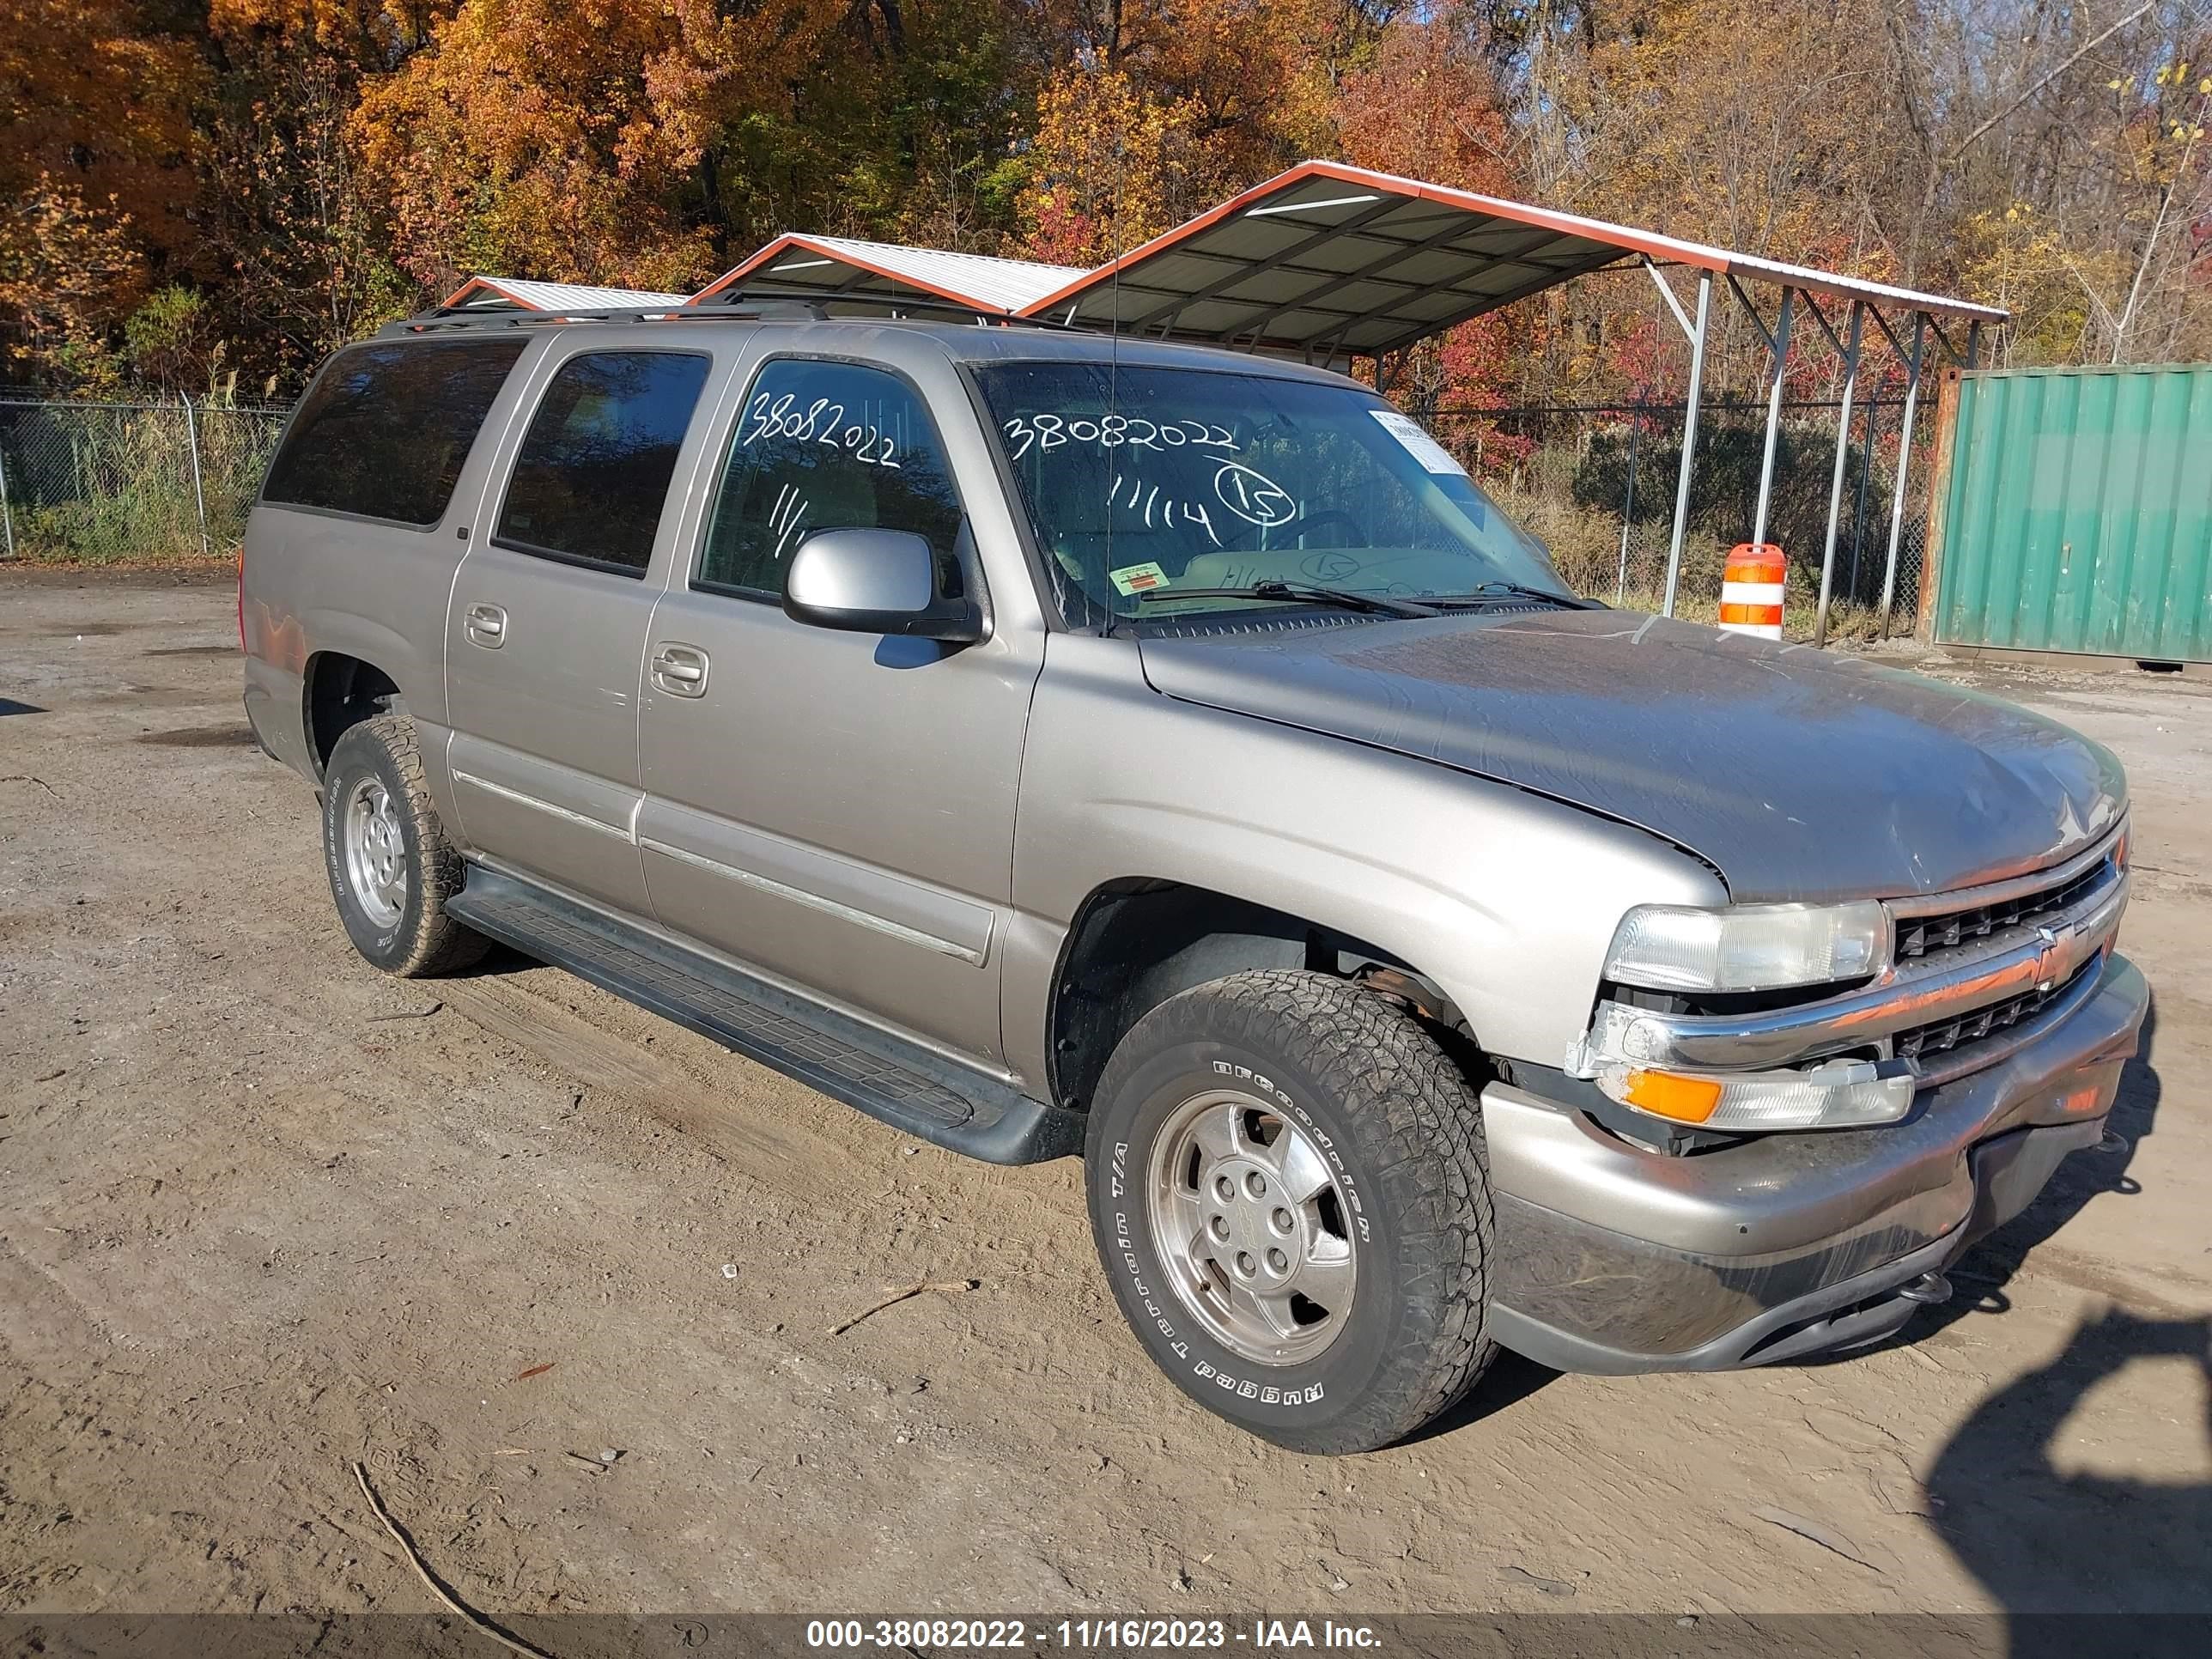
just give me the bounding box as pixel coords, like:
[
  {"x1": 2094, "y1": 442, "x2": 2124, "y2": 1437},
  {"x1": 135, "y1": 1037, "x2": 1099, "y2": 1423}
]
[
  {"x1": 1893, "y1": 957, "x2": 2100, "y2": 1062},
  {"x1": 1895, "y1": 857, "x2": 2114, "y2": 962}
]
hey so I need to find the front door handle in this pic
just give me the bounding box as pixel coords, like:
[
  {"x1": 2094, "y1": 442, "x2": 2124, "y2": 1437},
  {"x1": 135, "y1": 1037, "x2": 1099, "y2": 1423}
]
[
  {"x1": 465, "y1": 602, "x2": 507, "y2": 648},
  {"x1": 651, "y1": 642, "x2": 709, "y2": 697}
]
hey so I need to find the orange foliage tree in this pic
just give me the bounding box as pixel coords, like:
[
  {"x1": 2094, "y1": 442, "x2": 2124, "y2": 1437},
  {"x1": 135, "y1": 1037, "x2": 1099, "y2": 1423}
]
[
  {"x1": 1016, "y1": 0, "x2": 1353, "y2": 265},
  {"x1": 0, "y1": 0, "x2": 202, "y2": 380},
  {"x1": 346, "y1": 0, "x2": 770, "y2": 295},
  {"x1": 1017, "y1": 69, "x2": 1209, "y2": 266},
  {"x1": 1335, "y1": 11, "x2": 1535, "y2": 430}
]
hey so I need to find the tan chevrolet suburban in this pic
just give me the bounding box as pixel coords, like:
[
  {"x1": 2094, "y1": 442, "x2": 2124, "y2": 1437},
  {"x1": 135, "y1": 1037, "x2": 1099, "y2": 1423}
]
[{"x1": 240, "y1": 299, "x2": 2146, "y2": 1453}]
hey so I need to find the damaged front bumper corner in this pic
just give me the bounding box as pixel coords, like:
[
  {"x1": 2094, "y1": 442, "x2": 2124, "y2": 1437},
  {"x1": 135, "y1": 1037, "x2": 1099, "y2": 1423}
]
[{"x1": 1480, "y1": 952, "x2": 2148, "y2": 1375}]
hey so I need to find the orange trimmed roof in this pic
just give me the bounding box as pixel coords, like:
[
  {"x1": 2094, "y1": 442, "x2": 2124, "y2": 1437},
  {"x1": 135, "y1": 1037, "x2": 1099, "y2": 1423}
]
[
  {"x1": 441, "y1": 276, "x2": 690, "y2": 312},
  {"x1": 691, "y1": 234, "x2": 1086, "y2": 315}
]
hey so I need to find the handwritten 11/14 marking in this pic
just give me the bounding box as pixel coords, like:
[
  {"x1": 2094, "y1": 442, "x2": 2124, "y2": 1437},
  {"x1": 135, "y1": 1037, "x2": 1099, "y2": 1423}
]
[{"x1": 1107, "y1": 459, "x2": 1303, "y2": 547}]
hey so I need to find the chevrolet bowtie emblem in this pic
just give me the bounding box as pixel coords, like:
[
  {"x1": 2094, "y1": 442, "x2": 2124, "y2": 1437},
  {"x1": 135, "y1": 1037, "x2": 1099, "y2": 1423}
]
[{"x1": 2034, "y1": 923, "x2": 2062, "y2": 990}]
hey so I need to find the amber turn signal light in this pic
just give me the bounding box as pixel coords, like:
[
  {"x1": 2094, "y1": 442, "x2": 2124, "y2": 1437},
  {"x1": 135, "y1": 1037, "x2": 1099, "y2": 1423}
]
[{"x1": 1620, "y1": 1069, "x2": 1724, "y2": 1123}]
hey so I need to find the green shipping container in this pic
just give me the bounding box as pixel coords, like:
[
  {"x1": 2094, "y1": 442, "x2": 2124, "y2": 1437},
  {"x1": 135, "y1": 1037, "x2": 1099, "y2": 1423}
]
[{"x1": 1925, "y1": 362, "x2": 2212, "y2": 661}]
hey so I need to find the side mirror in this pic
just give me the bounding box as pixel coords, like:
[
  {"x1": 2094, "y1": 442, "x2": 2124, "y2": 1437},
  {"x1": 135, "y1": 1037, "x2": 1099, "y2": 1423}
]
[{"x1": 781, "y1": 528, "x2": 982, "y2": 642}]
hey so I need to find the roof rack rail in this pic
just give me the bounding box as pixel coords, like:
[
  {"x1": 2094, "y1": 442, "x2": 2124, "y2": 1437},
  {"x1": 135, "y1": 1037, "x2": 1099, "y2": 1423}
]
[
  {"x1": 378, "y1": 286, "x2": 1086, "y2": 339},
  {"x1": 378, "y1": 297, "x2": 812, "y2": 337}
]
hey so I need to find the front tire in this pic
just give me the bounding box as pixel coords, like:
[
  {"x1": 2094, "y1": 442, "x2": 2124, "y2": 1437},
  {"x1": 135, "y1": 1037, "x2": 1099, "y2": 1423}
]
[
  {"x1": 1084, "y1": 969, "x2": 1495, "y2": 1454},
  {"x1": 321, "y1": 714, "x2": 486, "y2": 977}
]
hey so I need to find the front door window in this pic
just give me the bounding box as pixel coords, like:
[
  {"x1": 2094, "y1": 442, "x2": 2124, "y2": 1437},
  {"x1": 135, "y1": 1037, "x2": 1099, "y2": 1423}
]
[{"x1": 696, "y1": 358, "x2": 965, "y2": 603}]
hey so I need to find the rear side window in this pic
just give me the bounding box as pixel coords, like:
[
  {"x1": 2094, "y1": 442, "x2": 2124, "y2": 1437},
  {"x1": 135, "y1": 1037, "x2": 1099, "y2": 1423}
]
[
  {"x1": 494, "y1": 350, "x2": 712, "y2": 575},
  {"x1": 263, "y1": 339, "x2": 526, "y2": 526}
]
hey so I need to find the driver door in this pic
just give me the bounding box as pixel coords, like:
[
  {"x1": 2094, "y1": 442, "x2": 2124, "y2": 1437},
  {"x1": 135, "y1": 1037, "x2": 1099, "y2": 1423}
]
[{"x1": 634, "y1": 354, "x2": 1040, "y2": 1063}]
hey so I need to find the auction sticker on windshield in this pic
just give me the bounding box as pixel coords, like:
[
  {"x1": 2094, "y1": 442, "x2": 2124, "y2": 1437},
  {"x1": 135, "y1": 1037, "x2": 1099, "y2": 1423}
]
[
  {"x1": 1109, "y1": 562, "x2": 1169, "y2": 595},
  {"x1": 1370, "y1": 409, "x2": 1466, "y2": 475}
]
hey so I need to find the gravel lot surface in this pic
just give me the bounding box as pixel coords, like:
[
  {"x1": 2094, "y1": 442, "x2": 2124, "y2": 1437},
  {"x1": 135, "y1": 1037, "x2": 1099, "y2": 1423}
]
[{"x1": 3, "y1": 570, "x2": 2207, "y2": 1631}]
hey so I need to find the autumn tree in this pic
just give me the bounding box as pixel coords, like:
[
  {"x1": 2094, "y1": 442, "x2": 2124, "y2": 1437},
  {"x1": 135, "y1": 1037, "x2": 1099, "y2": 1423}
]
[
  {"x1": 198, "y1": 3, "x2": 453, "y2": 387},
  {"x1": 0, "y1": 0, "x2": 201, "y2": 383},
  {"x1": 1017, "y1": 68, "x2": 1209, "y2": 264},
  {"x1": 1334, "y1": 9, "x2": 1516, "y2": 195},
  {"x1": 0, "y1": 182, "x2": 149, "y2": 388},
  {"x1": 1016, "y1": 0, "x2": 1363, "y2": 264}
]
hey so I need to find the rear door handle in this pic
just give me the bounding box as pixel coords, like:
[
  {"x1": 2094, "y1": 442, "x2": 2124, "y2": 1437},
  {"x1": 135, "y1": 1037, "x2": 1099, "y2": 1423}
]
[
  {"x1": 651, "y1": 642, "x2": 709, "y2": 697},
  {"x1": 465, "y1": 602, "x2": 507, "y2": 648}
]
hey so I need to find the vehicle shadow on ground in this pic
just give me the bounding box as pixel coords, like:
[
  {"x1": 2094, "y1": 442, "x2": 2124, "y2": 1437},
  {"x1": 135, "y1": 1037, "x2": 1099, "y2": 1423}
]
[
  {"x1": 1398, "y1": 1349, "x2": 1560, "y2": 1445},
  {"x1": 458, "y1": 940, "x2": 536, "y2": 977}
]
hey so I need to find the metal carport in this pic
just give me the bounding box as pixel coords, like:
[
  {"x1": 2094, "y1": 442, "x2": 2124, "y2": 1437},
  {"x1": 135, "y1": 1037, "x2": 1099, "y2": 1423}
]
[{"x1": 1017, "y1": 161, "x2": 2010, "y2": 641}]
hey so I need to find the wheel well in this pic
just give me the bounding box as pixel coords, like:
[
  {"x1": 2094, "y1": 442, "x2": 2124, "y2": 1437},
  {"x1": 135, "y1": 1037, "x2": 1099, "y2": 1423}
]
[
  {"x1": 305, "y1": 653, "x2": 402, "y2": 775},
  {"x1": 1046, "y1": 880, "x2": 1466, "y2": 1112}
]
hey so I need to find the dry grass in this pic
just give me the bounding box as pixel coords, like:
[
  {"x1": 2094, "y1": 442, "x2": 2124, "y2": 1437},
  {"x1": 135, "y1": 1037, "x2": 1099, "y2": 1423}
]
[{"x1": 1607, "y1": 586, "x2": 1898, "y2": 643}]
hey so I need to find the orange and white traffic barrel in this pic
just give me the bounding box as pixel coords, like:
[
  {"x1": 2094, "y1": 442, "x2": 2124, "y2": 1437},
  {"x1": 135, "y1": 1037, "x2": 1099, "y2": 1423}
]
[{"x1": 1718, "y1": 544, "x2": 1786, "y2": 639}]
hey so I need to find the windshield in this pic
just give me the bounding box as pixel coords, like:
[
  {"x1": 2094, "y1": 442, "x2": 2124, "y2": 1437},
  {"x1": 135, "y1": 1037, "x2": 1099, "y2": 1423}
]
[{"x1": 973, "y1": 362, "x2": 1571, "y2": 626}]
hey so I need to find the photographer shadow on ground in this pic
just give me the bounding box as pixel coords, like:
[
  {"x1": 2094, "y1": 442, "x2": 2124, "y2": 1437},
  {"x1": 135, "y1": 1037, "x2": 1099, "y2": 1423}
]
[
  {"x1": 1917, "y1": 995, "x2": 2212, "y2": 1639},
  {"x1": 1916, "y1": 999, "x2": 2166, "y2": 1346},
  {"x1": 1927, "y1": 1304, "x2": 2209, "y2": 1645}
]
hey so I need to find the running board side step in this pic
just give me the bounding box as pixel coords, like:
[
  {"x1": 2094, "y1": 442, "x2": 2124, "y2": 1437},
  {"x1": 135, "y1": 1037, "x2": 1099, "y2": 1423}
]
[{"x1": 446, "y1": 866, "x2": 1083, "y2": 1164}]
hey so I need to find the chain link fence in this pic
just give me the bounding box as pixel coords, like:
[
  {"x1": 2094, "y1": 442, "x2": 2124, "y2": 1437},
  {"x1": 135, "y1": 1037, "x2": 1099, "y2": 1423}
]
[
  {"x1": 0, "y1": 398, "x2": 291, "y2": 563},
  {"x1": 1424, "y1": 398, "x2": 1929, "y2": 638}
]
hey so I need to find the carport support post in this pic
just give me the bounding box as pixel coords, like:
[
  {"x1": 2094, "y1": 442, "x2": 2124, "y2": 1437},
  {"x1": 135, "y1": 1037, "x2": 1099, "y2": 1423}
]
[
  {"x1": 0, "y1": 438, "x2": 15, "y2": 560},
  {"x1": 1749, "y1": 287, "x2": 1795, "y2": 555},
  {"x1": 181, "y1": 394, "x2": 210, "y2": 558},
  {"x1": 1660, "y1": 274, "x2": 1711, "y2": 618},
  {"x1": 1814, "y1": 300, "x2": 1865, "y2": 648},
  {"x1": 1878, "y1": 313, "x2": 1929, "y2": 632},
  {"x1": 1615, "y1": 396, "x2": 1642, "y2": 604},
  {"x1": 1849, "y1": 396, "x2": 1877, "y2": 599}
]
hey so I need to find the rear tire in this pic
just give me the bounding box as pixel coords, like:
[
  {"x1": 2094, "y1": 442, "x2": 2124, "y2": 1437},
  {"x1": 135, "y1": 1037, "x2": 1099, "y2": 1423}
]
[
  {"x1": 1084, "y1": 968, "x2": 1495, "y2": 1454},
  {"x1": 321, "y1": 714, "x2": 487, "y2": 977}
]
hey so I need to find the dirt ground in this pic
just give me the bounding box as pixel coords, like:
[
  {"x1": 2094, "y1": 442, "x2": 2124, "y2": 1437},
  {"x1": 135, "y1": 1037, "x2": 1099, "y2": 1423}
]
[{"x1": 3, "y1": 569, "x2": 2208, "y2": 1629}]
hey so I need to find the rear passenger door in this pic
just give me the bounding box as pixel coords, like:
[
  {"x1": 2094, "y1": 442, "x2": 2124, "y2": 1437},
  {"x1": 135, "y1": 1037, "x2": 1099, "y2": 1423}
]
[
  {"x1": 635, "y1": 354, "x2": 1039, "y2": 1063},
  {"x1": 445, "y1": 343, "x2": 715, "y2": 916}
]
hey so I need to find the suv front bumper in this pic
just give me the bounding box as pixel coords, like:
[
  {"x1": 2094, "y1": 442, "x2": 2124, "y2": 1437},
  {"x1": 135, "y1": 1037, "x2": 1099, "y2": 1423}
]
[{"x1": 1481, "y1": 952, "x2": 2148, "y2": 1374}]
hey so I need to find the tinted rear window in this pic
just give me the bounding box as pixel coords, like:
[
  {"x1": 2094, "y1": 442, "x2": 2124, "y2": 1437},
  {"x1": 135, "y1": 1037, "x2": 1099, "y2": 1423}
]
[
  {"x1": 493, "y1": 350, "x2": 712, "y2": 575},
  {"x1": 263, "y1": 339, "x2": 526, "y2": 526}
]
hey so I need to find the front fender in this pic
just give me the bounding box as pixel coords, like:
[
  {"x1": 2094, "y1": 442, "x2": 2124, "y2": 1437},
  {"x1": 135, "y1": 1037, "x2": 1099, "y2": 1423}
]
[{"x1": 1005, "y1": 635, "x2": 1726, "y2": 1084}]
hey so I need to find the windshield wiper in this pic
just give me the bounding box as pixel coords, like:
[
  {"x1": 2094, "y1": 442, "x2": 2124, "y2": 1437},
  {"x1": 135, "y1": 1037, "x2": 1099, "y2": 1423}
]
[
  {"x1": 1136, "y1": 580, "x2": 1437, "y2": 619},
  {"x1": 1419, "y1": 580, "x2": 1601, "y2": 611}
]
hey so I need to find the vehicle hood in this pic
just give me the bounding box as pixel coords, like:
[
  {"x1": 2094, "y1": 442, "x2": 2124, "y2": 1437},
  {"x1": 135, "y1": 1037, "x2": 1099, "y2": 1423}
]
[{"x1": 1138, "y1": 610, "x2": 2126, "y2": 902}]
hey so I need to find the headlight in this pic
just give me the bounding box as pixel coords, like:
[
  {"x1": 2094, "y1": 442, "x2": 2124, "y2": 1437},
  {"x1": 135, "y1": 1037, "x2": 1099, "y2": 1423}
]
[
  {"x1": 1604, "y1": 901, "x2": 1887, "y2": 993},
  {"x1": 1595, "y1": 1057, "x2": 1917, "y2": 1133}
]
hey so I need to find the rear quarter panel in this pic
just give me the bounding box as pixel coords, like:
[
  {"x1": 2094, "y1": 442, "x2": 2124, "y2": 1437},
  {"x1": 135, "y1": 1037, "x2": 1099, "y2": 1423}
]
[{"x1": 240, "y1": 339, "x2": 548, "y2": 788}]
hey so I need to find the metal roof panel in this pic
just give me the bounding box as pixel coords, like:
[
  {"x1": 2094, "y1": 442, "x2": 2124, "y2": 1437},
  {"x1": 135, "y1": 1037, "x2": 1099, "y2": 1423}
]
[
  {"x1": 442, "y1": 276, "x2": 690, "y2": 311},
  {"x1": 1017, "y1": 160, "x2": 2007, "y2": 347}
]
